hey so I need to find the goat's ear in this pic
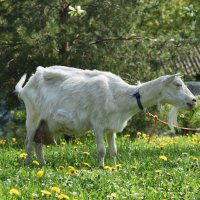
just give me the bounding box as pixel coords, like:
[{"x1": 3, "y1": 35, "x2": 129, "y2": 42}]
[{"x1": 163, "y1": 75, "x2": 176, "y2": 84}]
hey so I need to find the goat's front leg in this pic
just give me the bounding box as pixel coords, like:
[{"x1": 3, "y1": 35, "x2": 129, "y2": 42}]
[
  {"x1": 35, "y1": 143, "x2": 46, "y2": 164},
  {"x1": 107, "y1": 133, "x2": 117, "y2": 165},
  {"x1": 95, "y1": 131, "x2": 106, "y2": 167}
]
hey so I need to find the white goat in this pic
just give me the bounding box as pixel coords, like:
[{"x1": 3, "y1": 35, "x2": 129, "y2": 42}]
[{"x1": 15, "y1": 66, "x2": 196, "y2": 166}]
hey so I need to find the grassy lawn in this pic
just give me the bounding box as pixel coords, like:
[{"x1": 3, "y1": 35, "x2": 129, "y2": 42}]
[{"x1": 0, "y1": 133, "x2": 199, "y2": 200}]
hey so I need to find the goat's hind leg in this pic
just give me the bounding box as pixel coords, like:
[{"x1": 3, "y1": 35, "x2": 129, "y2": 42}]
[
  {"x1": 25, "y1": 121, "x2": 38, "y2": 165},
  {"x1": 34, "y1": 120, "x2": 56, "y2": 164}
]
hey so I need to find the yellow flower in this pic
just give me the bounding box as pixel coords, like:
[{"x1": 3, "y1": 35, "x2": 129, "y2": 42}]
[
  {"x1": 124, "y1": 134, "x2": 130, "y2": 138},
  {"x1": 142, "y1": 133, "x2": 147, "y2": 138},
  {"x1": 58, "y1": 193, "x2": 70, "y2": 199},
  {"x1": 68, "y1": 166, "x2": 76, "y2": 175},
  {"x1": 155, "y1": 169, "x2": 162, "y2": 174},
  {"x1": 190, "y1": 156, "x2": 198, "y2": 161},
  {"x1": 83, "y1": 151, "x2": 90, "y2": 156},
  {"x1": 9, "y1": 188, "x2": 20, "y2": 196},
  {"x1": 137, "y1": 132, "x2": 142, "y2": 136},
  {"x1": 37, "y1": 170, "x2": 44, "y2": 177},
  {"x1": 12, "y1": 138, "x2": 17, "y2": 143},
  {"x1": 111, "y1": 192, "x2": 118, "y2": 199},
  {"x1": 33, "y1": 160, "x2": 40, "y2": 166},
  {"x1": 51, "y1": 186, "x2": 61, "y2": 193},
  {"x1": 115, "y1": 164, "x2": 122, "y2": 169},
  {"x1": 41, "y1": 190, "x2": 51, "y2": 196},
  {"x1": 132, "y1": 165, "x2": 138, "y2": 170},
  {"x1": 19, "y1": 153, "x2": 28, "y2": 159},
  {"x1": 58, "y1": 165, "x2": 64, "y2": 170},
  {"x1": 160, "y1": 144, "x2": 164, "y2": 150},
  {"x1": 82, "y1": 162, "x2": 90, "y2": 167},
  {"x1": 104, "y1": 166, "x2": 113, "y2": 171},
  {"x1": 76, "y1": 139, "x2": 83, "y2": 145},
  {"x1": 159, "y1": 155, "x2": 168, "y2": 161},
  {"x1": 0, "y1": 140, "x2": 6, "y2": 145}
]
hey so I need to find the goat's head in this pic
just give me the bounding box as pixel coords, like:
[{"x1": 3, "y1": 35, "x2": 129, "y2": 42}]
[{"x1": 162, "y1": 74, "x2": 197, "y2": 110}]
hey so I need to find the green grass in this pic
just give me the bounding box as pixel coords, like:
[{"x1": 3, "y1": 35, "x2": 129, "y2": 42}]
[{"x1": 0, "y1": 133, "x2": 200, "y2": 200}]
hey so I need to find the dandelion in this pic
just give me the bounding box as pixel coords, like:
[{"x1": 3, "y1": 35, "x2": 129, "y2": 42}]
[
  {"x1": 82, "y1": 162, "x2": 90, "y2": 167},
  {"x1": 0, "y1": 140, "x2": 6, "y2": 145},
  {"x1": 51, "y1": 186, "x2": 61, "y2": 193},
  {"x1": 142, "y1": 133, "x2": 147, "y2": 138},
  {"x1": 159, "y1": 155, "x2": 168, "y2": 161},
  {"x1": 33, "y1": 160, "x2": 40, "y2": 166},
  {"x1": 82, "y1": 151, "x2": 90, "y2": 156},
  {"x1": 104, "y1": 166, "x2": 113, "y2": 171},
  {"x1": 166, "y1": 172, "x2": 172, "y2": 176},
  {"x1": 137, "y1": 132, "x2": 142, "y2": 136},
  {"x1": 76, "y1": 140, "x2": 83, "y2": 145},
  {"x1": 124, "y1": 134, "x2": 130, "y2": 138},
  {"x1": 41, "y1": 190, "x2": 51, "y2": 196},
  {"x1": 9, "y1": 188, "x2": 20, "y2": 196},
  {"x1": 111, "y1": 192, "x2": 118, "y2": 199},
  {"x1": 155, "y1": 169, "x2": 162, "y2": 174},
  {"x1": 19, "y1": 153, "x2": 28, "y2": 159},
  {"x1": 68, "y1": 166, "x2": 76, "y2": 175},
  {"x1": 12, "y1": 138, "x2": 17, "y2": 143},
  {"x1": 190, "y1": 156, "x2": 198, "y2": 161},
  {"x1": 160, "y1": 144, "x2": 164, "y2": 150},
  {"x1": 37, "y1": 170, "x2": 44, "y2": 177},
  {"x1": 115, "y1": 164, "x2": 122, "y2": 169},
  {"x1": 58, "y1": 165, "x2": 64, "y2": 170},
  {"x1": 132, "y1": 165, "x2": 138, "y2": 170},
  {"x1": 58, "y1": 193, "x2": 70, "y2": 199}
]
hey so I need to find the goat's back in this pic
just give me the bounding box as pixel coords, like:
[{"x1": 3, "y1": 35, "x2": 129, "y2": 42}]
[{"x1": 21, "y1": 66, "x2": 131, "y2": 132}]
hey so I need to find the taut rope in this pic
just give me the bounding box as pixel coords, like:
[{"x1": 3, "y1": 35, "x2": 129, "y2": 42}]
[{"x1": 146, "y1": 112, "x2": 200, "y2": 143}]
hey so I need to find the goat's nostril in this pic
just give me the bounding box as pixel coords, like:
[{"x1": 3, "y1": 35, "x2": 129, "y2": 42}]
[{"x1": 192, "y1": 98, "x2": 197, "y2": 102}]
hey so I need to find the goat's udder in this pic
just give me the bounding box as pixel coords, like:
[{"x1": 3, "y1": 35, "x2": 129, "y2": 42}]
[{"x1": 34, "y1": 120, "x2": 56, "y2": 145}]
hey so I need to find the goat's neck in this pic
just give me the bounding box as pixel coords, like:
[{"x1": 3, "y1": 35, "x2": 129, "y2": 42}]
[{"x1": 136, "y1": 78, "x2": 163, "y2": 109}]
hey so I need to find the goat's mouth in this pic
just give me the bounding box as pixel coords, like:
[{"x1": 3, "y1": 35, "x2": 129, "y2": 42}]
[{"x1": 186, "y1": 102, "x2": 195, "y2": 110}]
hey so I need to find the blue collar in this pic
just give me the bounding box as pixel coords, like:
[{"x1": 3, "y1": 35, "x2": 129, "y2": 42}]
[{"x1": 130, "y1": 91, "x2": 144, "y2": 110}]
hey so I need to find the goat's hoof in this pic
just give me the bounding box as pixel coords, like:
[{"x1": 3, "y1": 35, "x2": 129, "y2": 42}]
[{"x1": 24, "y1": 157, "x2": 31, "y2": 165}]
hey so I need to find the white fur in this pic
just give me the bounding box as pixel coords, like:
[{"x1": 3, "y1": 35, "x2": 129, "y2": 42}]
[
  {"x1": 15, "y1": 66, "x2": 196, "y2": 166},
  {"x1": 168, "y1": 106, "x2": 179, "y2": 132}
]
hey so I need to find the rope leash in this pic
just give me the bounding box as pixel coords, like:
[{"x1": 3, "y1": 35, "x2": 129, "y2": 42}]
[{"x1": 146, "y1": 112, "x2": 200, "y2": 143}]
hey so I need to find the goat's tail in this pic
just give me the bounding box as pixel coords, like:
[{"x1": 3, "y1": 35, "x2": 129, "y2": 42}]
[{"x1": 15, "y1": 74, "x2": 27, "y2": 93}]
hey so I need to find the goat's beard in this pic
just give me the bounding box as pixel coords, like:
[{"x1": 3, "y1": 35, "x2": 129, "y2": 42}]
[{"x1": 168, "y1": 106, "x2": 179, "y2": 133}]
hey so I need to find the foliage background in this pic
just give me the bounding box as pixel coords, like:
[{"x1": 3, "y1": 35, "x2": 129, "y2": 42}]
[{"x1": 0, "y1": 0, "x2": 199, "y2": 134}]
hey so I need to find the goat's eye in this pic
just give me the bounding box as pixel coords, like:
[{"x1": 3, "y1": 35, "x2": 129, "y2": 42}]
[{"x1": 175, "y1": 83, "x2": 182, "y2": 87}]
